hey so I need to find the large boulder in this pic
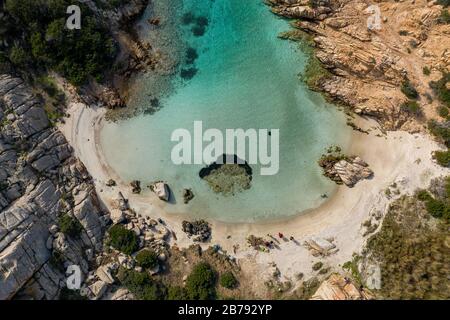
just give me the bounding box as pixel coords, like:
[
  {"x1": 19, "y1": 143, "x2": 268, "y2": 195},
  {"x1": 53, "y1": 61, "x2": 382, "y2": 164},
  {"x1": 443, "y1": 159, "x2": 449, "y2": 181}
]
[
  {"x1": 311, "y1": 274, "x2": 373, "y2": 300},
  {"x1": 149, "y1": 181, "x2": 170, "y2": 201}
]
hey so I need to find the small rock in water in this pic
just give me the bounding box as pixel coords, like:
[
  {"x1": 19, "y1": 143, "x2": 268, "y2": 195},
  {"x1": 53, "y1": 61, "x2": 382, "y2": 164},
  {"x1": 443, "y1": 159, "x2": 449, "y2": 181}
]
[
  {"x1": 183, "y1": 188, "x2": 194, "y2": 204},
  {"x1": 130, "y1": 180, "x2": 141, "y2": 194}
]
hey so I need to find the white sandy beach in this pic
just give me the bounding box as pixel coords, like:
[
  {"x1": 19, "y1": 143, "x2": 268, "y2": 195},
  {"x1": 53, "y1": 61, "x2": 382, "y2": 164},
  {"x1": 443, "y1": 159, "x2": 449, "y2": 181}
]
[{"x1": 59, "y1": 101, "x2": 448, "y2": 293}]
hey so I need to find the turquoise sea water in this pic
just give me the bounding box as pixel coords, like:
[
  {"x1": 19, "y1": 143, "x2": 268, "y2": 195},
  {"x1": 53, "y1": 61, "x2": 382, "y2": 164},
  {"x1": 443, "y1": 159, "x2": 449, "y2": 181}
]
[{"x1": 100, "y1": 0, "x2": 352, "y2": 222}]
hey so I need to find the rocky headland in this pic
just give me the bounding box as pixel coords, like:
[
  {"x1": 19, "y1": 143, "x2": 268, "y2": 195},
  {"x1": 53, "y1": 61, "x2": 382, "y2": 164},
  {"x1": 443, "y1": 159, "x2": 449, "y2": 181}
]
[{"x1": 269, "y1": 0, "x2": 450, "y2": 132}]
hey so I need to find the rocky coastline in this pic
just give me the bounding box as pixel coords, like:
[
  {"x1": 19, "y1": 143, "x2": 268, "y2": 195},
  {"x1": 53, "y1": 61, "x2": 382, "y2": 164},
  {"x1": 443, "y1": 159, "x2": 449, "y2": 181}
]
[
  {"x1": 0, "y1": 0, "x2": 449, "y2": 301},
  {"x1": 268, "y1": 0, "x2": 450, "y2": 132}
]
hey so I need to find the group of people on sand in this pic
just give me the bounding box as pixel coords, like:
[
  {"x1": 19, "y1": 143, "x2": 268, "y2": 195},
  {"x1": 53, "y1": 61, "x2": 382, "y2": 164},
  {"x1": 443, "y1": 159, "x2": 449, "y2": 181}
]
[{"x1": 264, "y1": 233, "x2": 298, "y2": 248}]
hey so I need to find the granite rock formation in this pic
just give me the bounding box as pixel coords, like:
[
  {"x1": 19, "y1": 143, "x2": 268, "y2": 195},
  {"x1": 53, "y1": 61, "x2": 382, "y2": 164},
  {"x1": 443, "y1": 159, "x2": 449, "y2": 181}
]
[{"x1": 0, "y1": 75, "x2": 108, "y2": 300}]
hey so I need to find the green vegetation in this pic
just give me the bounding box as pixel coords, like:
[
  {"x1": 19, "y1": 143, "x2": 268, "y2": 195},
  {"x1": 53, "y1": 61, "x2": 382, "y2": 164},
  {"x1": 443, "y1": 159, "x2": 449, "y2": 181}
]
[
  {"x1": 108, "y1": 224, "x2": 139, "y2": 255},
  {"x1": 422, "y1": 66, "x2": 431, "y2": 76},
  {"x1": 220, "y1": 271, "x2": 238, "y2": 289},
  {"x1": 401, "y1": 79, "x2": 419, "y2": 99},
  {"x1": 167, "y1": 286, "x2": 189, "y2": 300},
  {"x1": 400, "y1": 100, "x2": 422, "y2": 116},
  {"x1": 366, "y1": 195, "x2": 450, "y2": 299},
  {"x1": 282, "y1": 30, "x2": 332, "y2": 91},
  {"x1": 49, "y1": 250, "x2": 65, "y2": 273},
  {"x1": 135, "y1": 249, "x2": 159, "y2": 270},
  {"x1": 59, "y1": 287, "x2": 87, "y2": 300},
  {"x1": 428, "y1": 120, "x2": 450, "y2": 147},
  {"x1": 2, "y1": 0, "x2": 117, "y2": 85},
  {"x1": 430, "y1": 72, "x2": 450, "y2": 108},
  {"x1": 433, "y1": 150, "x2": 450, "y2": 167},
  {"x1": 436, "y1": 0, "x2": 449, "y2": 8},
  {"x1": 312, "y1": 262, "x2": 323, "y2": 271},
  {"x1": 342, "y1": 254, "x2": 363, "y2": 286},
  {"x1": 302, "y1": 53, "x2": 332, "y2": 90},
  {"x1": 438, "y1": 9, "x2": 450, "y2": 24},
  {"x1": 185, "y1": 262, "x2": 217, "y2": 300},
  {"x1": 118, "y1": 269, "x2": 167, "y2": 300},
  {"x1": 416, "y1": 179, "x2": 450, "y2": 220},
  {"x1": 58, "y1": 214, "x2": 83, "y2": 238},
  {"x1": 438, "y1": 106, "x2": 449, "y2": 118}
]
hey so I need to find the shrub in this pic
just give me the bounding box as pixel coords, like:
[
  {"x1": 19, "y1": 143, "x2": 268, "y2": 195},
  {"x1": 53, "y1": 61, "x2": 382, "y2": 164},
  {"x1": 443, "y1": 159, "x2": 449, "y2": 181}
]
[
  {"x1": 185, "y1": 262, "x2": 217, "y2": 300},
  {"x1": 425, "y1": 198, "x2": 446, "y2": 218},
  {"x1": 438, "y1": 106, "x2": 449, "y2": 118},
  {"x1": 135, "y1": 250, "x2": 158, "y2": 269},
  {"x1": 417, "y1": 187, "x2": 450, "y2": 220},
  {"x1": 438, "y1": 9, "x2": 450, "y2": 24},
  {"x1": 9, "y1": 44, "x2": 29, "y2": 67},
  {"x1": 167, "y1": 286, "x2": 188, "y2": 300},
  {"x1": 118, "y1": 269, "x2": 167, "y2": 300},
  {"x1": 312, "y1": 262, "x2": 323, "y2": 271},
  {"x1": 433, "y1": 150, "x2": 450, "y2": 167},
  {"x1": 428, "y1": 120, "x2": 450, "y2": 147},
  {"x1": 401, "y1": 79, "x2": 419, "y2": 99},
  {"x1": 59, "y1": 287, "x2": 87, "y2": 300},
  {"x1": 49, "y1": 250, "x2": 65, "y2": 272},
  {"x1": 416, "y1": 189, "x2": 432, "y2": 201},
  {"x1": 422, "y1": 66, "x2": 431, "y2": 76},
  {"x1": 58, "y1": 214, "x2": 83, "y2": 238},
  {"x1": 220, "y1": 272, "x2": 238, "y2": 289},
  {"x1": 429, "y1": 73, "x2": 450, "y2": 108},
  {"x1": 367, "y1": 196, "x2": 450, "y2": 299},
  {"x1": 108, "y1": 224, "x2": 139, "y2": 255},
  {"x1": 400, "y1": 100, "x2": 422, "y2": 116},
  {"x1": 437, "y1": 0, "x2": 449, "y2": 8}
]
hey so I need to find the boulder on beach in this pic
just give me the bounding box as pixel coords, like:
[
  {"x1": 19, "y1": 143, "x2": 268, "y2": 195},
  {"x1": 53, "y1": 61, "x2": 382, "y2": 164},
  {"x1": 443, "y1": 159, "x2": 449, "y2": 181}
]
[
  {"x1": 319, "y1": 153, "x2": 373, "y2": 187},
  {"x1": 149, "y1": 181, "x2": 170, "y2": 201},
  {"x1": 182, "y1": 220, "x2": 211, "y2": 242},
  {"x1": 110, "y1": 209, "x2": 125, "y2": 224}
]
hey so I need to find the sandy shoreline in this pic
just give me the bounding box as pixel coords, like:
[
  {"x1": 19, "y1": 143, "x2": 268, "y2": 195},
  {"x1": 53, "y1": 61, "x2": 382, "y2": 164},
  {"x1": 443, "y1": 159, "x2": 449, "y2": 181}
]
[{"x1": 59, "y1": 101, "x2": 448, "y2": 291}]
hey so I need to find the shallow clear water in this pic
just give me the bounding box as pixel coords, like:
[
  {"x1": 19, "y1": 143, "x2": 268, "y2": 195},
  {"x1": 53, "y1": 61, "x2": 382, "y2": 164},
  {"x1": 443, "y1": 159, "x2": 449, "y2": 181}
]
[{"x1": 100, "y1": 0, "x2": 352, "y2": 222}]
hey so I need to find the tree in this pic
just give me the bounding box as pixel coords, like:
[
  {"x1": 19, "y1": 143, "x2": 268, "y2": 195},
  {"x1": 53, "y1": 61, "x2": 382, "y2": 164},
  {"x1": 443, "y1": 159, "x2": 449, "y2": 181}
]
[
  {"x1": 185, "y1": 262, "x2": 217, "y2": 300},
  {"x1": 220, "y1": 271, "x2": 238, "y2": 289},
  {"x1": 108, "y1": 224, "x2": 139, "y2": 255},
  {"x1": 136, "y1": 250, "x2": 159, "y2": 269},
  {"x1": 58, "y1": 214, "x2": 83, "y2": 238}
]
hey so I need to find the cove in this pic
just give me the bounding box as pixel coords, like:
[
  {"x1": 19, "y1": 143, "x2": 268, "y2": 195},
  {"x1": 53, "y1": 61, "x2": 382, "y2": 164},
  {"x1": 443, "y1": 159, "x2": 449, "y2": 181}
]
[{"x1": 100, "y1": 0, "x2": 353, "y2": 223}]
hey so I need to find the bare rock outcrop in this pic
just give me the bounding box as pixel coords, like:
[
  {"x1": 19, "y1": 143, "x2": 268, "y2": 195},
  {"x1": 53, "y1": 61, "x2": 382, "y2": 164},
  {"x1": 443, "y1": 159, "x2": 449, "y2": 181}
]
[
  {"x1": 319, "y1": 154, "x2": 373, "y2": 187},
  {"x1": 311, "y1": 274, "x2": 373, "y2": 300},
  {"x1": 0, "y1": 74, "x2": 107, "y2": 300},
  {"x1": 269, "y1": 0, "x2": 450, "y2": 131}
]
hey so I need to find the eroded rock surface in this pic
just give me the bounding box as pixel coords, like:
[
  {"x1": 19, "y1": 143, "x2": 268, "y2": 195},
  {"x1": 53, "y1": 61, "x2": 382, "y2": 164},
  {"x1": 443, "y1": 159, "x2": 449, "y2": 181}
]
[
  {"x1": 269, "y1": 0, "x2": 450, "y2": 131},
  {"x1": 311, "y1": 274, "x2": 373, "y2": 300},
  {"x1": 0, "y1": 75, "x2": 107, "y2": 300}
]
